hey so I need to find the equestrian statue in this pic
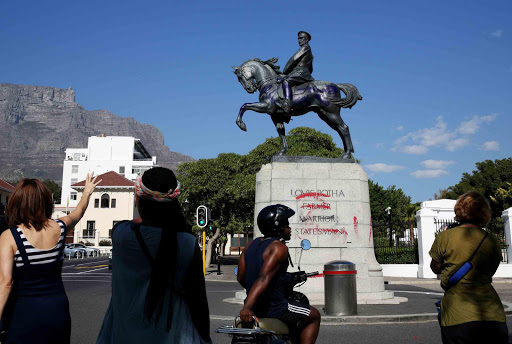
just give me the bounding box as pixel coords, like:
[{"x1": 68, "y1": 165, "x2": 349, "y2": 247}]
[{"x1": 233, "y1": 31, "x2": 362, "y2": 160}]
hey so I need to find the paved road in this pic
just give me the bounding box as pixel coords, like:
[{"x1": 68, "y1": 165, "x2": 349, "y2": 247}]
[{"x1": 63, "y1": 257, "x2": 512, "y2": 344}]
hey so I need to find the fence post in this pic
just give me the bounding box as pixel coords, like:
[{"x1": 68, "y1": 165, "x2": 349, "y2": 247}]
[
  {"x1": 502, "y1": 208, "x2": 512, "y2": 264},
  {"x1": 94, "y1": 229, "x2": 100, "y2": 247},
  {"x1": 416, "y1": 207, "x2": 438, "y2": 278}
]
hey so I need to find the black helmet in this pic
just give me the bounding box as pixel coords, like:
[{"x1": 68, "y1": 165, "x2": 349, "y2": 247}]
[{"x1": 257, "y1": 204, "x2": 295, "y2": 237}]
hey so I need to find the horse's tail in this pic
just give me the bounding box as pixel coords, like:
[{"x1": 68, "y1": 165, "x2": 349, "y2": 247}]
[{"x1": 331, "y1": 83, "x2": 363, "y2": 109}]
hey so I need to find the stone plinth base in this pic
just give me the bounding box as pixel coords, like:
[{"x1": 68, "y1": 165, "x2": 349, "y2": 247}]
[{"x1": 253, "y1": 161, "x2": 406, "y2": 305}]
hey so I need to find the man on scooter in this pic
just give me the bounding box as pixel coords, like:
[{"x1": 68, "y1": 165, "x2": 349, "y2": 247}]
[{"x1": 237, "y1": 204, "x2": 321, "y2": 344}]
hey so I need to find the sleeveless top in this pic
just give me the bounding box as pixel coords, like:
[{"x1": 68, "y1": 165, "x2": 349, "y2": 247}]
[
  {"x1": 9, "y1": 220, "x2": 67, "y2": 296},
  {"x1": 244, "y1": 237, "x2": 289, "y2": 318},
  {"x1": 14, "y1": 220, "x2": 66, "y2": 267},
  {"x1": 1, "y1": 220, "x2": 70, "y2": 344}
]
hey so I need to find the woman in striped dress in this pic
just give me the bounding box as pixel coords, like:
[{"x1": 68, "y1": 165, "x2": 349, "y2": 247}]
[{"x1": 0, "y1": 174, "x2": 100, "y2": 344}]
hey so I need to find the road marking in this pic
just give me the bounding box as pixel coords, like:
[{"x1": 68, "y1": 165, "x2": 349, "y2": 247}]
[
  {"x1": 63, "y1": 260, "x2": 108, "y2": 268},
  {"x1": 76, "y1": 267, "x2": 108, "y2": 274},
  {"x1": 75, "y1": 264, "x2": 108, "y2": 269},
  {"x1": 393, "y1": 290, "x2": 444, "y2": 296},
  {"x1": 63, "y1": 280, "x2": 112, "y2": 283},
  {"x1": 62, "y1": 273, "x2": 110, "y2": 276}
]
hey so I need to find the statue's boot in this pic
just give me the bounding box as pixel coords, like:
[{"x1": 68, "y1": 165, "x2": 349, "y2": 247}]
[{"x1": 282, "y1": 81, "x2": 293, "y2": 113}]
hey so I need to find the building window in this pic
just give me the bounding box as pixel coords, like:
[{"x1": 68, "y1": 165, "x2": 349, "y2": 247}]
[
  {"x1": 110, "y1": 221, "x2": 120, "y2": 238},
  {"x1": 83, "y1": 221, "x2": 95, "y2": 238},
  {"x1": 119, "y1": 166, "x2": 125, "y2": 176},
  {"x1": 73, "y1": 153, "x2": 81, "y2": 161},
  {"x1": 94, "y1": 199, "x2": 99, "y2": 208},
  {"x1": 111, "y1": 199, "x2": 116, "y2": 208},
  {"x1": 70, "y1": 178, "x2": 78, "y2": 185},
  {"x1": 70, "y1": 192, "x2": 77, "y2": 201},
  {"x1": 132, "y1": 166, "x2": 150, "y2": 175},
  {"x1": 101, "y1": 194, "x2": 110, "y2": 208},
  {"x1": 72, "y1": 165, "x2": 79, "y2": 173}
]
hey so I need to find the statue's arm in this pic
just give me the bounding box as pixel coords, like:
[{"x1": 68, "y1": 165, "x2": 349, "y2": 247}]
[{"x1": 283, "y1": 46, "x2": 309, "y2": 74}]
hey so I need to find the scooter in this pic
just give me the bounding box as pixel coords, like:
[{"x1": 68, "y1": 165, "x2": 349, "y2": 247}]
[{"x1": 216, "y1": 239, "x2": 317, "y2": 344}]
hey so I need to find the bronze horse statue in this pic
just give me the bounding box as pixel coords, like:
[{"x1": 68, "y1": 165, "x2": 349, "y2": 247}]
[{"x1": 233, "y1": 58, "x2": 362, "y2": 160}]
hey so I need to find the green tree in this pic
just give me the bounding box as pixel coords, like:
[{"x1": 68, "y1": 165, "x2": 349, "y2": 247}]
[
  {"x1": 444, "y1": 158, "x2": 512, "y2": 217},
  {"x1": 178, "y1": 127, "x2": 346, "y2": 236},
  {"x1": 43, "y1": 180, "x2": 61, "y2": 204},
  {"x1": 177, "y1": 127, "x2": 345, "y2": 269},
  {"x1": 490, "y1": 182, "x2": 512, "y2": 210},
  {"x1": 404, "y1": 202, "x2": 421, "y2": 244},
  {"x1": 368, "y1": 180, "x2": 413, "y2": 247},
  {"x1": 368, "y1": 180, "x2": 412, "y2": 224}
]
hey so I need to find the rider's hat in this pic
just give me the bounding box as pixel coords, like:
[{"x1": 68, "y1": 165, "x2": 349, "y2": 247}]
[
  {"x1": 257, "y1": 204, "x2": 295, "y2": 237},
  {"x1": 298, "y1": 31, "x2": 311, "y2": 41}
]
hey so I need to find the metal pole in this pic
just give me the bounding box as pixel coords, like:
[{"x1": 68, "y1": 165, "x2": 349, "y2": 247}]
[
  {"x1": 238, "y1": 233, "x2": 241, "y2": 255},
  {"x1": 202, "y1": 230, "x2": 206, "y2": 275},
  {"x1": 217, "y1": 244, "x2": 221, "y2": 275},
  {"x1": 388, "y1": 212, "x2": 392, "y2": 247}
]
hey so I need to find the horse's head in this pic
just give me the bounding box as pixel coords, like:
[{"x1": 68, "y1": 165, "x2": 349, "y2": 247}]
[{"x1": 232, "y1": 62, "x2": 257, "y2": 94}]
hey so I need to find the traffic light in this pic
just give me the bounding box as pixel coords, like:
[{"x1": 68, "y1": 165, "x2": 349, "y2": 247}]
[
  {"x1": 206, "y1": 222, "x2": 215, "y2": 233},
  {"x1": 196, "y1": 205, "x2": 208, "y2": 228}
]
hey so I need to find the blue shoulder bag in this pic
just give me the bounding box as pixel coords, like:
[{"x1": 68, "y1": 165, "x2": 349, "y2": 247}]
[{"x1": 447, "y1": 231, "x2": 488, "y2": 287}]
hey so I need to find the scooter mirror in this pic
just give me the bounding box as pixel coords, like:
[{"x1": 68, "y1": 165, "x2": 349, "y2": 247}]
[
  {"x1": 300, "y1": 239, "x2": 311, "y2": 250},
  {"x1": 234, "y1": 266, "x2": 238, "y2": 276}
]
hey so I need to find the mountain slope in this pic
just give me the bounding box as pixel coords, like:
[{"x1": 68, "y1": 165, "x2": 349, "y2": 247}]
[{"x1": 0, "y1": 83, "x2": 195, "y2": 181}]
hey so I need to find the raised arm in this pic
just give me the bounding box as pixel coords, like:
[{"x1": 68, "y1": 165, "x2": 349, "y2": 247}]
[
  {"x1": 0, "y1": 230, "x2": 15, "y2": 321},
  {"x1": 239, "y1": 241, "x2": 288, "y2": 322},
  {"x1": 60, "y1": 173, "x2": 101, "y2": 229}
]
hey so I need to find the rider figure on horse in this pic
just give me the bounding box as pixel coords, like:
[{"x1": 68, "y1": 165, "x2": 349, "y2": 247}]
[{"x1": 280, "y1": 31, "x2": 314, "y2": 113}]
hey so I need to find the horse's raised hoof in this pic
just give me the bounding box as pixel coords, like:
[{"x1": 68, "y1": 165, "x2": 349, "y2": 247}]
[{"x1": 236, "y1": 119, "x2": 247, "y2": 132}]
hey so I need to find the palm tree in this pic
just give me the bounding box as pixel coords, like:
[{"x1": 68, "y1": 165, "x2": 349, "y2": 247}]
[{"x1": 404, "y1": 203, "x2": 420, "y2": 245}]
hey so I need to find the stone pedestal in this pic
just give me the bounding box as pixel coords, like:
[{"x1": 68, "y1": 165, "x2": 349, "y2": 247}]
[{"x1": 254, "y1": 159, "x2": 405, "y2": 304}]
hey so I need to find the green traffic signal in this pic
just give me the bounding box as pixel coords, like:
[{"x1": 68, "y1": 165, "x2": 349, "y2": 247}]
[{"x1": 196, "y1": 205, "x2": 208, "y2": 228}]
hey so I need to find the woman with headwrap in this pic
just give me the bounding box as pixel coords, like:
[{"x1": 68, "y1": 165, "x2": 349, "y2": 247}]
[{"x1": 96, "y1": 167, "x2": 211, "y2": 344}]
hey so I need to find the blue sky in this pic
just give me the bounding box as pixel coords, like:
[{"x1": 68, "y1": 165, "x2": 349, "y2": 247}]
[{"x1": 1, "y1": 0, "x2": 510, "y2": 202}]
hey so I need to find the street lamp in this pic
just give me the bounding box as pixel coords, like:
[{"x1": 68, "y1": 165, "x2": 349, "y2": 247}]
[
  {"x1": 182, "y1": 198, "x2": 190, "y2": 212},
  {"x1": 385, "y1": 207, "x2": 392, "y2": 247}
]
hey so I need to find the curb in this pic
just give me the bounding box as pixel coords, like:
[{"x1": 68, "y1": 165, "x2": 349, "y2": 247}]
[
  {"x1": 213, "y1": 301, "x2": 512, "y2": 325},
  {"x1": 385, "y1": 279, "x2": 512, "y2": 285}
]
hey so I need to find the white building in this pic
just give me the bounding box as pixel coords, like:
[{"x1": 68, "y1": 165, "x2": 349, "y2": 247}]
[
  {"x1": 70, "y1": 171, "x2": 138, "y2": 245},
  {"x1": 59, "y1": 136, "x2": 157, "y2": 208}
]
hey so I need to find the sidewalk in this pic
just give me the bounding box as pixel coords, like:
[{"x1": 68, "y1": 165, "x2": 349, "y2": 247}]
[{"x1": 205, "y1": 263, "x2": 512, "y2": 324}]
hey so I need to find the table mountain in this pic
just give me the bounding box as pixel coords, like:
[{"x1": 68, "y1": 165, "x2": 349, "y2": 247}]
[{"x1": 0, "y1": 83, "x2": 195, "y2": 181}]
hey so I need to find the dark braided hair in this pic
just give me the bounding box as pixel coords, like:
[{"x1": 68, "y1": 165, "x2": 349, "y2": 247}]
[{"x1": 136, "y1": 167, "x2": 191, "y2": 330}]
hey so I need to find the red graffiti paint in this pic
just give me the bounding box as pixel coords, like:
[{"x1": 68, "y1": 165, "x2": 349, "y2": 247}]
[
  {"x1": 300, "y1": 202, "x2": 331, "y2": 210},
  {"x1": 369, "y1": 218, "x2": 373, "y2": 242},
  {"x1": 295, "y1": 192, "x2": 330, "y2": 200},
  {"x1": 297, "y1": 227, "x2": 347, "y2": 236},
  {"x1": 353, "y1": 216, "x2": 358, "y2": 234}
]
